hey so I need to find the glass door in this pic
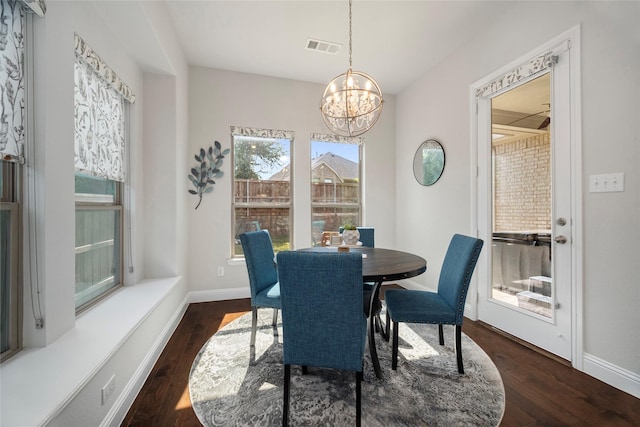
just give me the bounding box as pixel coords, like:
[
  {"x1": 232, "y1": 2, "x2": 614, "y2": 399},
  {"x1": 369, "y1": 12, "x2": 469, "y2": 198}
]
[
  {"x1": 490, "y1": 73, "x2": 554, "y2": 318},
  {"x1": 476, "y1": 50, "x2": 574, "y2": 361}
]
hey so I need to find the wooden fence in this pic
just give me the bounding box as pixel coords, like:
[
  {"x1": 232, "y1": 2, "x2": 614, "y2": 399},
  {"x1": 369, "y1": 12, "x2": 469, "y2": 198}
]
[{"x1": 234, "y1": 179, "x2": 359, "y2": 204}]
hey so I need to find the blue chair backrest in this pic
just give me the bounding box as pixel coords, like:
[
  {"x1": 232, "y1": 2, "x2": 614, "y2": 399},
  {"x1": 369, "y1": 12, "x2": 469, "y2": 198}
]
[
  {"x1": 338, "y1": 226, "x2": 375, "y2": 247},
  {"x1": 356, "y1": 227, "x2": 375, "y2": 247},
  {"x1": 239, "y1": 230, "x2": 278, "y2": 302},
  {"x1": 438, "y1": 234, "x2": 484, "y2": 323},
  {"x1": 277, "y1": 251, "x2": 366, "y2": 372}
]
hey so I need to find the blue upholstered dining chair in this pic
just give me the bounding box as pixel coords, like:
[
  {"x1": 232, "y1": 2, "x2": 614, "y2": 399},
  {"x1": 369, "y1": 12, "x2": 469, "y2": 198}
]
[
  {"x1": 355, "y1": 228, "x2": 382, "y2": 320},
  {"x1": 239, "y1": 230, "x2": 281, "y2": 347},
  {"x1": 277, "y1": 251, "x2": 367, "y2": 427},
  {"x1": 338, "y1": 227, "x2": 378, "y2": 318},
  {"x1": 384, "y1": 234, "x2": 483, "y2": 374}
]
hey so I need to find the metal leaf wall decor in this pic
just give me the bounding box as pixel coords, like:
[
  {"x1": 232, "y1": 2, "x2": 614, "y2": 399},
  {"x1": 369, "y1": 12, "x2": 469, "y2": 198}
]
[{"x1": 188, "y1": 141, "x2": 230, "y2": 209}]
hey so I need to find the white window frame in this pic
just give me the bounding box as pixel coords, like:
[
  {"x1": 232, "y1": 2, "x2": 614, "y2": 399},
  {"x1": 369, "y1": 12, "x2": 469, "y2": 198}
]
[
  {"x1": 231, "y1": 126, "x2": 294, "y2": 258},
  {"x1": 310, "y1": 133, "x2": 363, "y2": 245},
  {"x1": 73, "y1": 36, "x2": 131, "y2": 313},
  {"x1": 74, "y1": 175, "x2": 124, "y2": 313},
  {"x1": 1, "y1": 161, "x2": 22, "y2": 362}
]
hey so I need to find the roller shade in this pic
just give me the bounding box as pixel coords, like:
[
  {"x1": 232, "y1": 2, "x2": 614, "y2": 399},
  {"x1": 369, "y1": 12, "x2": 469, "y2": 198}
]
[
  {"x1": 1, "y1": 0, "x2": 26, "y2": 163},
  {"x1": 311, "y1": 132, "x2": 363, "y2": 145},
  {"x1": 0, "y1": 0, "x2": 47, "y2": 164},
  {"x1": 20, "y1": 0, "x2": 45, "y2": 17},
  {"x1": 74, "y1": 35, "x2": 134, "y2": 182}
]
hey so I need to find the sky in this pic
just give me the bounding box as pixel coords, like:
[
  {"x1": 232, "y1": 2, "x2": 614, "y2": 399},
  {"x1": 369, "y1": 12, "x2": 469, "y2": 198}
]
[{"x1": 257, "y1": 139, "x2": 360, "y2": 179}]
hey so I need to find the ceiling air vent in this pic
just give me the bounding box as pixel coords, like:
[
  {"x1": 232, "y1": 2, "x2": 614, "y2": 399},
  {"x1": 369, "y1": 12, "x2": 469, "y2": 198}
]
[{"x1": 306, "y1": 38, "x2": 341, "y2": 55}]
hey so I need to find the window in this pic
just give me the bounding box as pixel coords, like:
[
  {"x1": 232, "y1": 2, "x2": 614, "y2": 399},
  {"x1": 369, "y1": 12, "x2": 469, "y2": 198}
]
[
  {"x1": 232, "y1": 127, "x2": 293, "y2": 257},
  {"x1": 310, "y1": 133, "x2": 362, "y2": 246},
  {"x1": 74, "y1": 174, "x2": 122, "y2": 310},
  {"x1": 1, "y1": 0, "x2": 27, "y2": 362},
  {"x1": 74, "y1": 34, "x2": 134, "y2": 312},
  {"x1": 1, "y1": 162, "x2": 21, "y2": 361}
]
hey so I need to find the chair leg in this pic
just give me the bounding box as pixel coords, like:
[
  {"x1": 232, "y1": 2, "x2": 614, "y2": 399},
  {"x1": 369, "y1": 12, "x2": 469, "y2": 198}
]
[
  {"x1": 250, "y1": 307, "x2": 258, "y2": 347},
  {"x1": 283, "y1": 364, "x2": 290, "y2": 426},
  {"x1": 356, "y1": 370, "x2": 362, "y2": 427},
  {"x1": 272, "y1": 308, "x2": 279, "y2": 326},
  {"x1": 385, "y1": 310, "x2": 391, "y2": 341},
  {"x1": 301, "y1": 365, "x2": 308, "y2": 375},
  {"x1": 374, "y1": 314, "x2": 387, "y2": 341},
  {"x1": 438, "y1": 324, "x2": 444, "y2": 346},
  {"x1": 392, "y1": 321, "x2": 399, "y2": 370},
  {"x1": 455, "y1": 325, "x2": 464, "y2": 374}
]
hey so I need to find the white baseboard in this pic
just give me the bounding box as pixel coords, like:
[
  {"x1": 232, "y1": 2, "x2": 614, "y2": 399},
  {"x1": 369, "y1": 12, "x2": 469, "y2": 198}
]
[
  {"x1": 189, "y1": 287, "x2": 251, "y2": 303},
  {"x1": 394, "y1": 278, "x2": 432, "y2": 292},
  {"x1": 583, "y1": 352, "x2": 640, "y2": 399},
  {"x1": 104, "y1": 293, "x2": 190, "y2": 427}
]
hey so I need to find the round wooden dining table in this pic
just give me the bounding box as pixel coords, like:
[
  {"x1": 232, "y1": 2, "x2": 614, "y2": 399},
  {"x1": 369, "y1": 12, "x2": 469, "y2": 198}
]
[{"x1": 299, "y1": 246, "x2": 427, "y2": 378}]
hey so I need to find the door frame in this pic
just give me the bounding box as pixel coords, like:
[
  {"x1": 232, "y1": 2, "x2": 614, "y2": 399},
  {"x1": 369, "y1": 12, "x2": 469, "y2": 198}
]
[{"x1": 468, "y1": 25, "x2": 583, "y2": 369}]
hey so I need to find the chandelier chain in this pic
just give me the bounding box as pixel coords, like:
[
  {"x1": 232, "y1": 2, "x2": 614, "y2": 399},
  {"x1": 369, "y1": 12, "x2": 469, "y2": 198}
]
[
  {"x1": 348, "y1": 0, "x2": 352, "y2": 69},
  {"x1": 319, "y1": 0, "x2": 383, "y2": 137}
]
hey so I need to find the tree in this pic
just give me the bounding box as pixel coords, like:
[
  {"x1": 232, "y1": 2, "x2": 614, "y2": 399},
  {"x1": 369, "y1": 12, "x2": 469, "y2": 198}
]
[{"x1": 234, "y1": 139, "x2": 284, "y2": 180}]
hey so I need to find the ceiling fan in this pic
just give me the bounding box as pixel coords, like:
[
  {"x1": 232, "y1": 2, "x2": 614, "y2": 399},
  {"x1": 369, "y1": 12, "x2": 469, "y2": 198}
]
[{"x1": 506, "y1": 108, "x2": 551, "y2": 129}]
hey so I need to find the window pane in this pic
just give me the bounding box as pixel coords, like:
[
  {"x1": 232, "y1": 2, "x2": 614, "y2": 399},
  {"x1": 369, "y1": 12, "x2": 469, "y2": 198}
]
[
  {"x1": 234, "y1": 179, "x2": 291, "y2": 205},
  {"x1": 1, "y1": 159, "x2": 20, "y2": 361},
  {"x1": 312, "y1": 181, "x2": 359, "y2": 204},
  {"x1": 75, "y1": 172, "x2": 116, "y2": 203},
  {"x1": 75, "y1": 208, "x2": 121, "y2": 310},
  {"x1": 233, "y1": 135, "x2": 291, "y2": 257},
  {"x1": 310, "y1": 140, "x2": 361, "y2": 245},
  {"x1": 311, "y1": 206, "x2": 360, "y2": 234},
  {"x1": 234, "y1": 207, "x2": 291, "y2": 255},
  {"x1": 1, "y1": 206, "x2": 18, "y2": 355}
]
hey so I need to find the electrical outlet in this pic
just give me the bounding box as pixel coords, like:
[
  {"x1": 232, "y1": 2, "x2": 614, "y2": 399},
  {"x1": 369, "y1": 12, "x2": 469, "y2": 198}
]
[
  {"x1": 589, "y1": 173, "x2": 624, "y2": 193},
  {"x1": 217, "y1": 266, "x2": 224, "y2": 277},
  {"x1": 102, "y1": 375, "x2": 115, "y2": 405}
]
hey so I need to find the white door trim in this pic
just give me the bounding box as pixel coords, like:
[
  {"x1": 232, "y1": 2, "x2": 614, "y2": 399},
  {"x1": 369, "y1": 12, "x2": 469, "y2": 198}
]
[{"x1": 468, "y1": 24, "x2": 583, "y2": 369}]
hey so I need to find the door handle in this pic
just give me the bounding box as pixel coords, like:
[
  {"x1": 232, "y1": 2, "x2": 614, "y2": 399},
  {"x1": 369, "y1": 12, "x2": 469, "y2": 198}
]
[{"x1": 554, "y1": 235, "x2": 568, "y2": 244}]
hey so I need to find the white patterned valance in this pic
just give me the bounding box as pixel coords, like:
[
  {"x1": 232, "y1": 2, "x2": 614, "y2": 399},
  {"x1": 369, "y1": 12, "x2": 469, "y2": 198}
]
[
  {"x1": 231, "y1": 126, "x2": 294, "y2": 140},
  {"x1": 74, "y1": 33, "x2": 135, "y2": 104},
  {"x1": 1, "y1": 0, "x2": 25, "y2": 164},
  {"x1": 20, "y1": 0, "x2": 45, "y2": 17},
  {"x1": 74, "y1": 51, "x2": 126, "y2": 182},
  {"x1": 311, "y1": 132, "x2": 364, "y2": 145},
  {"x1": 475, "y1": 52, "x2": 557, "y2": 99}
]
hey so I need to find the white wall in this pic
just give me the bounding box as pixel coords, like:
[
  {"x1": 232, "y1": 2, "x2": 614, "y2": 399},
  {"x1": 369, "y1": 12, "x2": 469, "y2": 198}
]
[
  {"x1": 1, "y1": 1, "x2": 191, "y2": 426},
  {"x1": 27, "y1": 0, "x2": 152, "y2": 346},
  {"x1": 396, "y1": 1, "x2": 639, "y2": 386},
  {"x1": 4, "y1": 1, "x2": 636, "y2": 425},
  {"x1": 186, "y1": 67, "x2": 397, "y2": 294}
]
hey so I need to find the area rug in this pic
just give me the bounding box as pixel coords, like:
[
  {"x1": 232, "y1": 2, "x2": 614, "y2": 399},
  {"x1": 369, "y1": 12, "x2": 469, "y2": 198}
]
[{"x1": 189, "y1": 307, "x2": 505, "y2": 426}]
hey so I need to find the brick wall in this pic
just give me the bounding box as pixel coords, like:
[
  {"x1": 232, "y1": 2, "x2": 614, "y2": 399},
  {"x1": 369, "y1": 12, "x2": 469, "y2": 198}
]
[{"x1": 493, "y1": 133, "x2": 551, "y2": 231}]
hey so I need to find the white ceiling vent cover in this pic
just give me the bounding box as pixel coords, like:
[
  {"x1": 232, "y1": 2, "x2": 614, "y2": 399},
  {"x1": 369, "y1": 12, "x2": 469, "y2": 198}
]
[{"x1": 306, "y1": 38, "x2": 341, "y2": 55}]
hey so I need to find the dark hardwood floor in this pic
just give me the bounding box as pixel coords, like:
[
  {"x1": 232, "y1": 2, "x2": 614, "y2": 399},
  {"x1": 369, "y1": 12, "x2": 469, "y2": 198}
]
[{"x1": 123, "y1": 289, "x2": 639, "y2": 426}]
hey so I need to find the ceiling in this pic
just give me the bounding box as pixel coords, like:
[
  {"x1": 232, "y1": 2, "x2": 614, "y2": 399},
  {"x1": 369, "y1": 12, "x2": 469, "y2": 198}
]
[
  {"x1": 492, "y1": 73, "x2": 551, "y2": 142},
  {"x1": 159, "y1": 1, "x2": 516, "y2": 95}
]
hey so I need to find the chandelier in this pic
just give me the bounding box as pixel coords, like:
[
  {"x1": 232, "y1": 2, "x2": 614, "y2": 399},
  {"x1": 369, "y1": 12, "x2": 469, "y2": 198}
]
[{"x1": 320, "y1": 0, "x2": 383, "y2": 137}]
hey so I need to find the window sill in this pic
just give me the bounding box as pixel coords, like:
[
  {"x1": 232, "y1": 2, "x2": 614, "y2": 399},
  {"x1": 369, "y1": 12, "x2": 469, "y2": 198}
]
[{"x1": 0, "y1": 276, "x2": 182, "y2": 427}]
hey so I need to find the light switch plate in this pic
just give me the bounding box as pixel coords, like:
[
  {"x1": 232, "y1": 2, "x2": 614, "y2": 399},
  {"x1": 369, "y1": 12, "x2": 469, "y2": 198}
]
[{"x1": 589, "y1": 173, "x2": 624, "y2": 193}]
